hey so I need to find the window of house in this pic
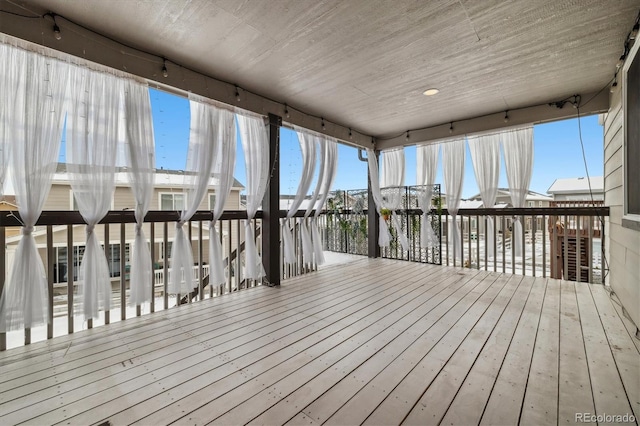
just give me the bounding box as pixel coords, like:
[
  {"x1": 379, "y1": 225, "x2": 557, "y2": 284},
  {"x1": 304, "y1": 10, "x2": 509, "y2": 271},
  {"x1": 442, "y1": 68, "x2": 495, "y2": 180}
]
[
  {"x1": 53, "y1": 243, "x2": 129, "y2": 283},
  {"x1": 209, "y1": 193, "x2": 216, "y2": 210},
  {"x1": 160, "y1": 193, "x2": 185, "y2": 211},
  {"x1": 159, "y1": 241, "x2": 173, "y2": 261},
  {"x1": 624, "y1": 37, "x2": 640, "y2": 225}
]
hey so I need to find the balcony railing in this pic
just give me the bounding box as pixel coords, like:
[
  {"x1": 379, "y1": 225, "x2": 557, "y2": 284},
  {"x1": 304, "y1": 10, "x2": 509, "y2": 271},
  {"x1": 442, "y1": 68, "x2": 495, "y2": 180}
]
[
  {"x1": 319, "y1": 206, "x2": 609, "y2": 284},
  {"x1": 0, "y1": 204, "x2": 608, "y2": 351},
  {"x1": 0, "y1": 209, "x2": 317, "y2": 351}
]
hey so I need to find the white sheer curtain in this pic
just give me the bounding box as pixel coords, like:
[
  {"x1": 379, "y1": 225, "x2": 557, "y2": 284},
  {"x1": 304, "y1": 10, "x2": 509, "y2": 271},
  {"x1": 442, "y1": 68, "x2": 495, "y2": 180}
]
[
  {"x1": 366, "y1": 148, "x2": 409, "y2": 251},
  {"x1": 282, "y1": 131, "x2": 317, "y2": 265},
  {"x1": 310, "y1": 137, "x2": 338, "y2": 265},
  {"x1": 468, "y1": 134, "x2": 501, "y2": 257},
  {"x1": 67, "y1": 66, "x2": 122, "y2": 320},
  {"x1": 0, "y1": 45, "x2": 68, "y2": 331},
  {"x1": 0, "y1": 43, "x2": 12, "y2": 198},
  {"x1": 123, "y1": 79, "x2": 155, "y2": 306},
  {"x1": 208, "y1": 107, "x2": 236, "y2": 287},
  {"x1": 442, "y1": 138, "x2": 465, "y2": 261},
  {"x1": 416, "y1": 143, "x2": 439, "y2": 247},
  {"x1": 299, "y1": 134, "x2": 326, "y2": 266},
  {"x1": 502, "y1": 126, "x2": 534, "y2": 257},
  {"x1": 300, "y1": 135, "x2": 337, "y2": 265},
  {"x1": 381, "y1": 148, "x2": 409, "y2": 252},
  {"x1": 366, "y1": 149, "x2": 390, "y2": 247},
  {"x1": 238, "y1": 114, "x2": 269, "y2": 280},
  {"x1": 168, "y1": 98, "x2": 219, "y2": 294}
]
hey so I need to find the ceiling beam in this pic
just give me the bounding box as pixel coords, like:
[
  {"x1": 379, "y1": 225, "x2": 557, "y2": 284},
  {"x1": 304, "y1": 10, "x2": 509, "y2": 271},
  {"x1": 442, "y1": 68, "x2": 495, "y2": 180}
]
[{"x1": 376, "y1": 90, "x2": 609, "y2": 150}]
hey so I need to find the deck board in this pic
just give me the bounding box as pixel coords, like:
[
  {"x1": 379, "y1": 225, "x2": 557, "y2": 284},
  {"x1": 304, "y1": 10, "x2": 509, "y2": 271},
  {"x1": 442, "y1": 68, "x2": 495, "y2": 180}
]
[
  {"x1": 557, "y1": 281, "x2": 596, "y2": 424},
  {"x1": 438, "y1": 275, "x2": 535, "y2": 426},
  {"x1": 402, "y1": 274, "x2": 528, "y2": 425},
  {"x1": 0, "y1": 262, "x2": 385, "y2": 419},
  {"x1": 252, "y1": 268, "x2": 483, "y2": 425},
  {"x1": 20, "y1": 260, "x2": 415, "y2": 425},
  {"x1": 575, "y1": 283, "x2": 635, "y2": 422},
  {"x1": 360, "y1": 272, "x2": 511, "y2": 426},
  {"x1": 589, "y1": 285, "x2": 640, "y2": 420},
  {"x1": 0, "y1": 258, "x2": 637, "y2": 426},
  {"x1": 520, "y1": 274, "x2": 560, "y2": 425}
]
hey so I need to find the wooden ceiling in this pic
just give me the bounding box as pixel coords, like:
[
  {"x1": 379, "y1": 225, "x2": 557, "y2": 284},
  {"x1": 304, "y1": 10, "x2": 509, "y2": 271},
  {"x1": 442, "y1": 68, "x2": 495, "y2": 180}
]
[{"x1": 2, "y1": 0, "x2": 639, "y2": 147}]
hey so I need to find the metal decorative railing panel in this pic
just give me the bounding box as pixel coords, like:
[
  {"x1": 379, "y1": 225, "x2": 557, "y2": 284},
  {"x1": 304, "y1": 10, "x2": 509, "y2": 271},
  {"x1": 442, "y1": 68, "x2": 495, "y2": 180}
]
[{"x1": 321, "y1": 185, "x2": 442, "y2": 265}]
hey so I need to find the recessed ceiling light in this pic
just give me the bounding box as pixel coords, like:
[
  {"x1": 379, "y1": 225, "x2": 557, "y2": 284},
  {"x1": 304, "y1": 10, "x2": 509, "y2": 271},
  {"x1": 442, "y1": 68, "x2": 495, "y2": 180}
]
[{"x1": 423, "y1": 88, "x2": 440, "y2": 96}]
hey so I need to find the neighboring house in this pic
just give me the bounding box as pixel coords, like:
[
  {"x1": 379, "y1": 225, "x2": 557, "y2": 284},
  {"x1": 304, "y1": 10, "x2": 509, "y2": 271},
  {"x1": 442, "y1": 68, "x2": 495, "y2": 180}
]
[
  {"x1": 467, "y1": 188, "x2": 553, "y2": 208},
  {"x1": 6, "y1": 164, "x2": 244, "y2": 284},
  {"x1": 466, "y1": 188, "x2": 552, "y2": 233},
  {"x1": 547, "y1": 176, "x2": 604, "y2": 202},
  {"x1": 280, "y1": 191, "x2": 363, "y2": 212},
  {"x1": 279, "y1": 195, "x2": 314, "y2": 211}
]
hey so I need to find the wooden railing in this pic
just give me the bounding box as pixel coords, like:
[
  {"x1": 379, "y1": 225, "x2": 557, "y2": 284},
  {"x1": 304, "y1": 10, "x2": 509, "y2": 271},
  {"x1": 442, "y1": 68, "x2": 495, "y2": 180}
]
[
  {"x1": 319, "y1": 206, "x2": 609, "y2": 283},
  {"x1": 0, "y1": 206, "x2": 608, "y2": 351},
  {"x1": 0, "y1": 209, "x2": 316, "y2": 351},
  {"x1": 439, "y1": 207, "x2": 608, "y2": 283}
]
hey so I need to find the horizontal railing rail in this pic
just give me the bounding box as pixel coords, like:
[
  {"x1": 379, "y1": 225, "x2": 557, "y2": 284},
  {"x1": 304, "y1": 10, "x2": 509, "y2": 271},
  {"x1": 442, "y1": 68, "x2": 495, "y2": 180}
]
[{"x1": 0, "y1": 208, "x2": 323, "y2": 227}]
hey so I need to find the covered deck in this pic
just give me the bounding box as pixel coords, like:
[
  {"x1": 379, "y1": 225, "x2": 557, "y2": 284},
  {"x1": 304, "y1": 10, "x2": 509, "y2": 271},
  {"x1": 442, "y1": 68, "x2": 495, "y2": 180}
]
[{"x1": 1, "y1": 258, "x2": 637, "y2": 425}]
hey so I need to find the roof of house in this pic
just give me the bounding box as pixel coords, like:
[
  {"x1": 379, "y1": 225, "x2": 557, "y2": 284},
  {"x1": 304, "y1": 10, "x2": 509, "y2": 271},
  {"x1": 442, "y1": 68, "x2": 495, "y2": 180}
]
[
  {"x1": 468, "y1": 188, "x2": 553, "y2": 203},
  {"x1": 0, "y1": 196, "x2": 18, "y2": 208},
  {"x1": 547, "y1": 176, "x2": 604, "y2": 194},
  {"x1": 51, "y1": 163, "x2": 244, "y2": 190}
]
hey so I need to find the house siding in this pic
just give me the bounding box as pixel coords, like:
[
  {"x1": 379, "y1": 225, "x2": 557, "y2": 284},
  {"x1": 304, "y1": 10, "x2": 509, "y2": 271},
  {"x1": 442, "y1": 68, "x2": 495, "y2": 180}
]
[
  {"x1": 604, "y1": 83, "x2": 640, "y2": 328},
  {"x1": 44, "y1": 185, "x2": 73, "y2": 210},
  {"x1": 16, "y1": 182, "x2": 245, "y2": 285}
]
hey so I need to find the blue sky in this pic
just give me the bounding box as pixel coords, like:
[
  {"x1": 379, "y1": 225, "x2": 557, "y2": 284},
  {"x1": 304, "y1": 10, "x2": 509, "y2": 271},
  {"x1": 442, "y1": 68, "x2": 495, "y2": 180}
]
[{"x1": 67, "y1": 88, "x2": 603, "y2": 200}]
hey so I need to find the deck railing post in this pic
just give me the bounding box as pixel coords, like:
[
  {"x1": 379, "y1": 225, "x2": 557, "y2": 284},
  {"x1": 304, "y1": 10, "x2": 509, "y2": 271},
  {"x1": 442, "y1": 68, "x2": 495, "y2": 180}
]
[
  {"x1": 262, "y1": 113, "x2": 281, "y2": 286},
  {"x1": 47, "y1": 226, "x2": 54, "y2": 340},
  {"x1": 67, "y1": 225, "x2": 74, "y2": 334},
  {"x1": 0, "y1": 226, "x2": 5, "y2": 351},
  {"x1": 121, "y1": 222, "x2": 127, "y2": 317},
  {"x1": 104, "y1": 223, "x2": 110, "y2": 326},
  {"x1": 150, "y1": 222, "x2": 155, "y2": 313},
  {"x1": 367, "y1": 150, "x2": 380, "y2": 258}
]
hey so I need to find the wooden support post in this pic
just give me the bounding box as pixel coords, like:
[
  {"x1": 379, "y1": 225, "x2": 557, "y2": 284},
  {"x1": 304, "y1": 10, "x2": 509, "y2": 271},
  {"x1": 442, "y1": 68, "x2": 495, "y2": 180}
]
[
  {"x1": 367, "y1": 150, "x2": 380, "y2": 258},
  {"x1": 262, "y1": 113, "x2": 281, "y2": 286}
]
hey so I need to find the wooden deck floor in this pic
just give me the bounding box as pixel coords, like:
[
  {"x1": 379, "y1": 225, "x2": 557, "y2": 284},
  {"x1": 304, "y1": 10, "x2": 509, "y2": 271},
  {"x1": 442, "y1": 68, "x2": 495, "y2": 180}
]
[{"x1": 0, "y1": 258, "x2": 638, "y2": 425}]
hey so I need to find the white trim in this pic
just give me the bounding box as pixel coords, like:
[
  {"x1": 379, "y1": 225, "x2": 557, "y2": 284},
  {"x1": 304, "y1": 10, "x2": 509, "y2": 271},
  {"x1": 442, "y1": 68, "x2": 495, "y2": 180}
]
[{"x1": 622, "y1": 35, "x2": 640, "y2": 224}]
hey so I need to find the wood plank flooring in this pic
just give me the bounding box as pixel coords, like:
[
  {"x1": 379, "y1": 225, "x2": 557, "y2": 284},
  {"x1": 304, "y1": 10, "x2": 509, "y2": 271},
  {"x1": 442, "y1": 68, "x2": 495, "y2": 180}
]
[{"x1": 0, "y1": 258, "x2": 637, "y2": 425}]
